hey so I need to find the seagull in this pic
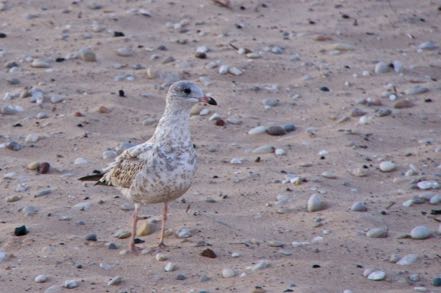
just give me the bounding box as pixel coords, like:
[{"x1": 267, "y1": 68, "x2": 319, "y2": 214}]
[{"x1": 79, "y1": 80, "x2": 217, "y2": 252}]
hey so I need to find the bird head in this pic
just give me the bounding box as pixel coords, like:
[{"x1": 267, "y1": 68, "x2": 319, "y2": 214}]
[{"x1": 166, "y1": 80, "x2": 217, "y2": 109}]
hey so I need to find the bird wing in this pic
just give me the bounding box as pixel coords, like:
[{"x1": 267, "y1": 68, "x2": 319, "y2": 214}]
[{"x1": 98, "y1": 141, "x2": 154, "y2": 188}]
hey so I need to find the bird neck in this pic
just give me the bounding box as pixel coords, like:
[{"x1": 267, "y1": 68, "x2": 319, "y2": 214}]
[{"x1": 152, "y1": 106, "x2": 192, "y2": 145}]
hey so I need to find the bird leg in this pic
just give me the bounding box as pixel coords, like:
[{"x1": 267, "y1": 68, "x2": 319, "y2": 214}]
[
  {"x1": 129, "y1": 203, "x2": 141, "y2": 252},
  {"x1": 158, "y1": 201, "x2": 168, "y2": 247}
]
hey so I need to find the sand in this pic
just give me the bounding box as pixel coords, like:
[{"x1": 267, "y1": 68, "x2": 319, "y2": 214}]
[{"x1": 0, "y1": 0, "x2": 441, "y2": 292}]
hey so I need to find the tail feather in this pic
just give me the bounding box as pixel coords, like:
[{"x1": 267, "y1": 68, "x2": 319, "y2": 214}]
[{"x1": 78, "y1": 174, "x2": 103, "y2": 181}]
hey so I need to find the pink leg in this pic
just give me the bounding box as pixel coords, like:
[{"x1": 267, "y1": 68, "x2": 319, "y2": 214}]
[
  {"x1": 158, "y1": 201, "x2": 168, "y2": 247},
  {"x1": 129, "y1": 203, "x2": 140, "y2": 252}
]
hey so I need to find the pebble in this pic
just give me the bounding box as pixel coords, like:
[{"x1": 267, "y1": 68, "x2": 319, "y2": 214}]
[
  {"x1": 432, "y1": 277, "x2": 441, "y2": 286},
  {"x1": 367, "y1": 271, "x2": 386, "y2": 281},
  {"x1": 248, "y1": 126, "x2": 267, "y2": 135},
  {"x1": 102, "y1": 150, "x2": 117, "y2": 160},
  {"x1": 6, "y1": 195, "x2": 22, "y2": 202},
  {"x1": 31, "y1": 59, "x2": 51, "y2": 68},
  {"x1": 405, "y1": 85, "x2": 429, "y2": 95},
  {"x1": 22, "y1": 206, "x2": 39, "y2": 216},
  {"x1": 14, "y1": 225, "x2": 28, "y2": 236},
  {"x1": 252, "y1": 145, "x2": 275, "y2": 154},
  {"x1": 34, "y1": 274, "x2": 49, "y2": 283},
  {"x1": 79, "y1": 48, "x2": 97, "y2": 62},
  {"x1": 85, "y1": 233, "x2": 97, "y2": 241},
  {"x1": 397, "y1": 254, "x2": 418, "y2": 265},
  {"x1": 113, "y1": 229, "x2": 131, "y2": 239},
  {"x1": 63, "y1": 279, "x2": 79, "y2": 289},
  {"x1": 366, "y1": 226, "x2": 388, "y2": 238},
  {"x1": 351, "y1": 201, "x2": 367, "y2": 212},
  {"x1": 262, "y1": 98, "x2": 279, "y2": 108},
  {"x1": 266, "y1": 126, "x2": 286, "y2": 136},
  {"x1": 230, "y1": 158, "x2": 244, "y2": 164},
  {"x1": 74, "y1": 157, "x2": 88, "y2": 165},
  {"x1": 430, "y1": 194, "x2": 441, "y2": 204},
  {"x1": 6, "y1": 141, "x2": 23, "y2": 151},
  {"x1": 164, "y1": 262, "x2": 176, "y2": 272},
  {"x1": 0, "y1": 250, "x2": 7, "y2": 263},
  {"x1": 374, "y1": 61, "x2": 391, "y2": 74},
  {"x1": 375, "y1": 108, "x2": 392, "y2": 117},
  {"x1": 307, "y1": 194, "x2": 325, "y2": 212},
  {"x1": 410, "y1": 225, "x2": 432, "y2": 239},
  {"x1": 321, "y1": 171, "x2": 337, "y2": 179},
  {"x1": 222, "y1": 268, "x2": 236, "y2": 278},
  {"x1": 34, "y1": 187, "x2": 52, "y2": 197},
  {"x1": 25, "y1": 133, "x2": 40, "y2": 143},
  {"x1": 248, "y1": 260, "x2": 270, "y2": 271},
  {"x1": 392, "y1": 60, "x2": 403, "y2": 73},
  {"x1": 176, "y1": 273, "x2": 186, "y2": 280},
  {"x1": 176, "y1": 227, "x2": 192, "y2": 238},
  {"x1": 50, "y1": 95, "x2": 64, "y2": 104},
  {"x1": 394, "y1": 100, "x2": 414, "y2": 109},
  {"x1": 73, "y1": 202, "x2": 91, "y2": 211},
  {"x1": 155, "y1": 253, "x2": 168, "y2": 261},
  {"x1": 417, "y1": 180, "x2": 439, "y2": 190},
  {"x1": 275, "y1": 148, "x2": 286, "y2": 156},
  {"x1": 218, "y1": 64, "x2": 229, "y2": 75},
  {"x1": 136, "y1": 221, "x2": 155, "y2": 236},
  {"x1": 1, "y1": 104, "x2": 24, "y2": 115},
  {"x1": 418, "y1": 41, "x2": 437, "y2": 50},
  {"x1": 282, "y1": 123, "x2": 296, "y2": 132},
  {"x1": 107, "y1": 276, "x2": 123, "y2": 286},
  {"x1": 116, "y1": 47, "x2": 134, "y2": 57},
  {"x1": 379, "y1": 161, "x2": 396, "y2": 172},
  {"x1": 228, "y1": 67, "x2": 242, "y2": 76}
]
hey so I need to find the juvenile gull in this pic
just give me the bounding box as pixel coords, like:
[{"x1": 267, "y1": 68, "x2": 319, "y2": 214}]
[{"x1": 79, "y1": 80, "x2": 217, "y2": 251}]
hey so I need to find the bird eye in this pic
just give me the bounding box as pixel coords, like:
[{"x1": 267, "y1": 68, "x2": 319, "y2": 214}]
[{"x1": 183, "y1": 88, "x2": 191, "y2": 95}]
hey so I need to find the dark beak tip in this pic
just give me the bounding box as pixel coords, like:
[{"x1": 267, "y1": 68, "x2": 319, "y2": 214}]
[{"x1": 208, "y1": 97, "x2": 217, "y2": 105}]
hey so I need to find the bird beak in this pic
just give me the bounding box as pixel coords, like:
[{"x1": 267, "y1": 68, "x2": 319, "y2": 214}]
[{"x1": 200, "y1": 96, "x2": 217, "y2": 105}]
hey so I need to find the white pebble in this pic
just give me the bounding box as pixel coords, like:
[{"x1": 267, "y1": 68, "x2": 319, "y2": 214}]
[
  {"x1": 218, "y1": 64, "x2": 229, "y2": 75},
  {"x1": 74, "y1": 157, "x2": 89, "y2": 165},
  {"x1": 379, "y1": 161, "x2": 396, "y2": 172},
  {"x1": 374, "y1": 61, "x2": 390, "y2": 74},
  {"x1": 307, "y1": 194, "x2": 325, "y2": 212},
  {"x1": 222, "y1": 268, "x2": 236, "y2": 278},
  {"x1": 34, "y1": 274, "x2": 48, "y2": 283},
  {"x1": 367, "y1": 271, "x2": 386, "y2": 281},
  {"x1": 164, "y1": 262, "x2": 176, "y2": 272},
  {"x1": 63, "y1": 279, "x2": 79, "y2": 289},
  {"x1": 248, "y1": 126, "x2": 267, "y2": 135}
]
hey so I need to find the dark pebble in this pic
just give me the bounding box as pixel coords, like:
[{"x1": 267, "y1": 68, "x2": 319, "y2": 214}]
[
  {"x1": 85, "y1": 233, "x2": 97, "y2": 241},
  {"x1": 38, "y1": 162, "x2": 50, "y2": 174},
  {"x1": 266, "y1": 126, "x2": 286, "y2": 136},
  {"x1": 319, "y1": 86, "x2": 330, "y2": 92},
  {"x1": 113, "y1": 31, "x2": 125, "y2": 37},
  {"x1": 176, "y1": 273, "x2": 186, "y2": 280},
  {"x1": 0, "y1": 33, "x2": 6, "y2": 38},
  {"x1": 215, "y1": 119, "x2": 225, "y2": 126},
  {"x1": 55, "y1": 57, "x2": 65, "y2": 62},
  {"x1": 134, "y1": 238, "x2": 145, "y2": 244},
  {"x1": 6, "y1": 141, "x2": 23, "y2": 151},
  {"x1": 107, "y1": 243, "x2": 119, "y2": 250},
  {"x1": 282, "y1": 123, "x2": 296, "y2": 132},
  {"x1": 312, "y1": 264, "x2": 321, "y2": 268},
  {"x1": 14, "y1": 225, "x2": 28, "y2": 236},
  {"x1": 195, "y1": 52, "x2": 207, "y2": 59},
  {"x1": 375, "y1": 108, "x2": 392, "y2": 117},
  {"x1": 118, "y1": 90, "x2": 125, "y2": 97},
  {"x1": 200, "y1": 248, "x2": 217, "y2": 258},
  {"x1": 433, "y1": 277, "x2": 441, "y2": 286}
]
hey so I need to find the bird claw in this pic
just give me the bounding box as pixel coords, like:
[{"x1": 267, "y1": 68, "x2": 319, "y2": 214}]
[{"x1": 157, "y1": 241, "x2": 167, "y2": 249}]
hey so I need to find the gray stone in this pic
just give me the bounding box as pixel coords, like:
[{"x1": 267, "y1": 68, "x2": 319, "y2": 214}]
[
  {"x1": 366, "y1": 226, "x2": 388, "y2": 238},
  {"x1": 176, "y1": 227, "x2": 192, "y2": 238},
  {"x1": 63, "y1": 279, "x2": 79, "y2": 289},
  {"x1": 307, "y1": 194, "x2": 325, "y2": 212},
  {"x1": 351, "y1": 201, "x2": 367, "y2": 212},
  {"x1": 107, "y1": 276, "x2": 122, "y2": 286},
  {"x1": 418, "y1": 41, "x2": 437, "y2": 50},
  {"x1": 397, "y1": 254, "x2": 418, "y2": 265},
  {"x1": 164, "y1": 262, "x2": 176, "y2": 272},
  {"x1": 252, "y1": 145, "x2": 275, "y2": 154},
  {"x1": 405, "y1": 85, "x2": 429, "y2": 95},
  {"x1": 79, "y1": 48, "x2": 96, "y2": 62},
  {"x1": 379, "y1": 161, "x2": 396, "y2": 172},
  {"x1": 248, "y1": 126, "x2": 267, "y2": 135},
  {"x1": 374, "y1": 61, "x2": 391, "y2": 74},
  {"x1": 410, "y1": 225, "x2": 432, "y2": 239},
  {"x1": 22, "y1": 206, "x2": 39, "y2": 216}
]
